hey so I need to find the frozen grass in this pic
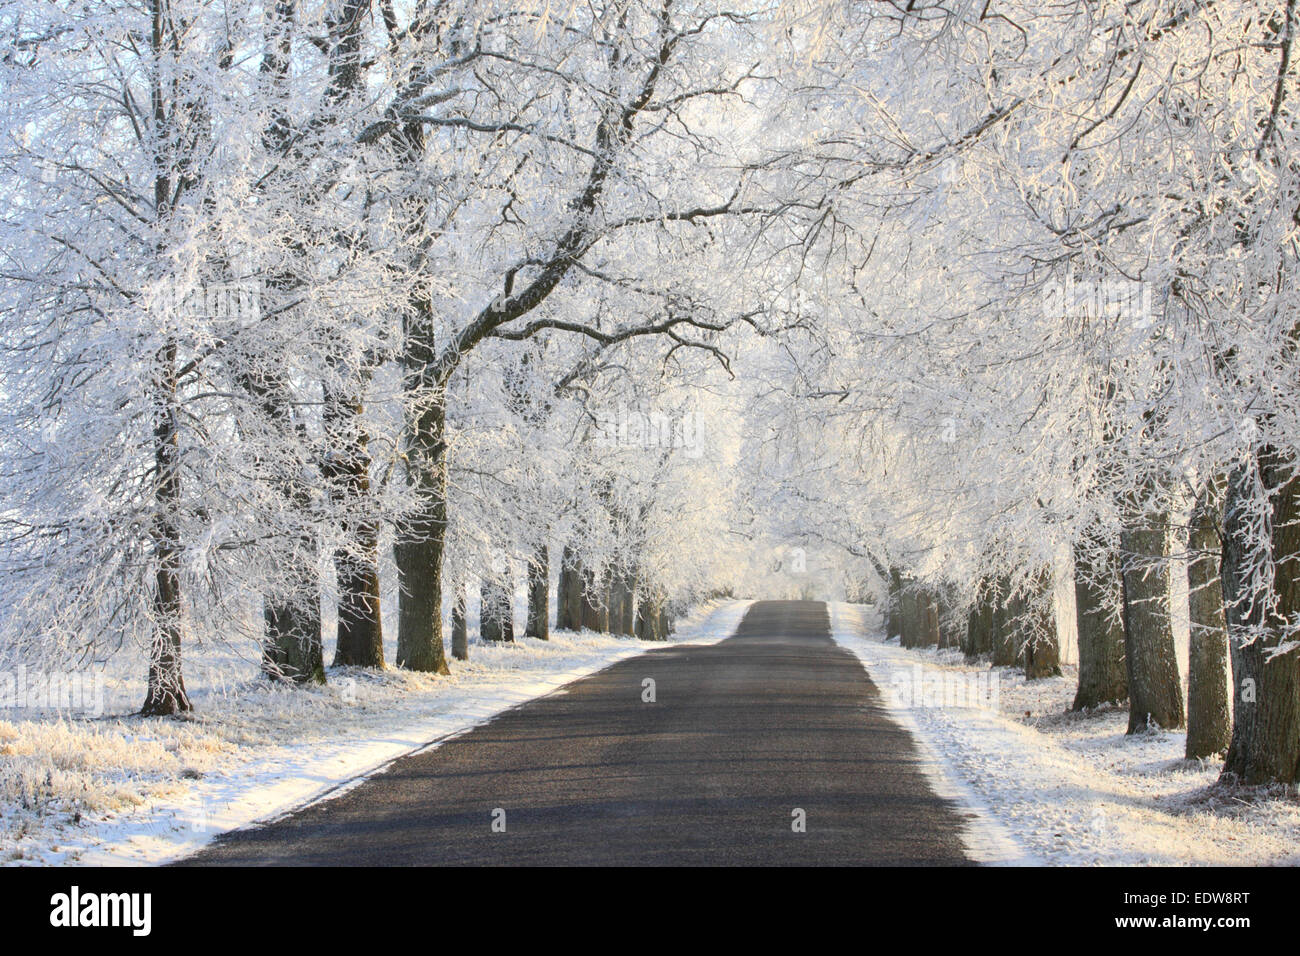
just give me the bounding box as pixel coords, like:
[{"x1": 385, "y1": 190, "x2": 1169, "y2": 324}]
[
  {"x1": 830, "y1": 601, "x2": 1300, "y2": 866},
  {"x1": 0, "y1": 599, "x2": 752, "y2": 866}
]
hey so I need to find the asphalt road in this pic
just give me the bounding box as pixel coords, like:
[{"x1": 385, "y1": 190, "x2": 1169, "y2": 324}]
[{"x1": 180, "y1": 600, "x2": 974, "y2": 866}]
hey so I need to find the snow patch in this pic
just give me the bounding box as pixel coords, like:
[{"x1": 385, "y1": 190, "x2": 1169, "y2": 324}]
[
  {"x1": 829, "y1": 601, "x2": 1035, "y2": 865},
  {"x1": 829, "y1": 601, "x2": 1300, "y2": 866}
]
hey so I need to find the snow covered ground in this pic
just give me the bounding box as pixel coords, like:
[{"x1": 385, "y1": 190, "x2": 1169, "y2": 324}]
[
  {"x1": 830, "y1": 601, "x2": 1300, "y2": 866},
  {"x1": 0, "y1": 600, "x2": 752, "y2": 866},
  {"x1": 9, "y1": 596, "x2": 1292, "y2": 867}
]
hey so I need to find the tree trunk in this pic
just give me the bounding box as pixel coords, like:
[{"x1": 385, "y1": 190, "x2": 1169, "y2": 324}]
[
  {"x1": 607, "y1": 574, "x2": 626, "y2": 636},
  {"x1": 143, "y1": 606, "x2": 190, "y2": 716},
  {"x1": 1072, "y1": 540, "x2": 1127, "y2": 709},
  {"x1": 392, "y1": 154, "x2": 450, "y2": 672},
  {"x1": 261, "y1": 590, "x2": 324, "y2": 685},
  {"x1": 1020, "y1": 567, "x2": 1061, "y2": 679},
  {"x1": 964, "y1": 581, "x2": 995, "y2": 659},
  {"x1": 609, "y1": 568, "x2": 635, "y2": 636},
  {"x1": 1220, "y1": 452, "x2": 1300, "y2": 784},
  {"x1": 1186, "y1": 477, "x2": 1231, "y2": 759},
  {"x1": 480, "y1": 576, "x2": 514, "y2": 643},
  {"x1": 451, "y1": 582, "x2": 469, "y2": 661},
  {"x1": 333, "y1": 535, "x2": 384, "y2": 667},
  {"x1": 142, "y1": 338, "x2": 192, "y2": 715},
  {"x1": 1120, "y1": 509, "x2": 1184, "y2": 732},
  {"x1": 395, "y1": 505, "x2": 449, "y2": 672},
  {"x1": 525, "y1": 545, "x2": 550, "y2": 640},
  {"x1": 898, "y1": 580, "x2": 918, "y2": 648},
  {"x1": 250, "y1": 10, "x2": 324, "y2": 687},
  {"x1": 557, "y1": 546, "x2": 584, "y2": 631},
  {"x1": 580, "y1": 565, "x2": 608, "y2": 633},
  {"x1": 887, "y1": 567, "x2": 903, "y2": 640},
  {"x1": 636, "y1": 590, "x2": 668, "y2": 641},
  {"x1": 991, "y1": 577, "x2": 1019, "y2": 667},
  {"x1": 621, "y1": 579, "x2": 638, "y2": 636},
  {"x1": 1003, "y1": 590, "x2": 1028, "y2": 667},
  {"x1": 140, "y1": 4, "x2": 191, "y2": 716},
  {"x1": 921, "y1": 591, "x2": 940, "y2": 647},
  {"x1": 324, "y1": 381, "x2": 384, "y2": 669},
  {"x1": 254, "y1": 439, "x2": 323, "y2": 683},
  {"x1": 660, "y1": 602, "x2": 675, "y2": 638},
  {"x1": 936, "y1": 591, "x2": 962, "y2": 649}
]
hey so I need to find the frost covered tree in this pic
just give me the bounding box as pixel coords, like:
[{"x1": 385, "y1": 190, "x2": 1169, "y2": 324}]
[{"x1": 2, "y1": 0, "x2": 1298, "y2": 804}]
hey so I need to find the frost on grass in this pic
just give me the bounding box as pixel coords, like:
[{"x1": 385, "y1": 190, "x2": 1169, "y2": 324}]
[
  {"x1": 831, "y1": 602, "x2": 1300, "y2": 867},
  {"x1": 0, "y1": 600, "x2": 748, "y2": 866},
  {"x1": 0, "y1": 717, "x2": 230, "y2": 862}
]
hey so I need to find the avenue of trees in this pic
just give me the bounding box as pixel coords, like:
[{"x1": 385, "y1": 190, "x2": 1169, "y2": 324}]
[{"x1": 2, "y1": 0, "x2": 1298, "y2": 787}]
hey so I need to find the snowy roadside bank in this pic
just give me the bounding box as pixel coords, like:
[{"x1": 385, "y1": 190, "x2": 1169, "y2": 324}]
[
  {"x1": 1, "y1": 600, "x2": 752, "y2": 866},
  {"x1": 830, "y1": 601, "x2": 1300, "y2": 866}
]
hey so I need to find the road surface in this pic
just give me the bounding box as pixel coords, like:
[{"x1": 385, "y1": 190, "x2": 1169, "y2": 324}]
[{"x1": 181, "y1": 600, "x2": 974, "y2": 865}]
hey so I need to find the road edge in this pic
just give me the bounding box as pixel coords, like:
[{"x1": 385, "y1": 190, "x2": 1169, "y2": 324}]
[
  {"x1": 827, "y1": 601, "x2": 1038, "y2": 866},
  {"x1": 167, "y1": 599, "x2": 756, "y2": 864}
]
